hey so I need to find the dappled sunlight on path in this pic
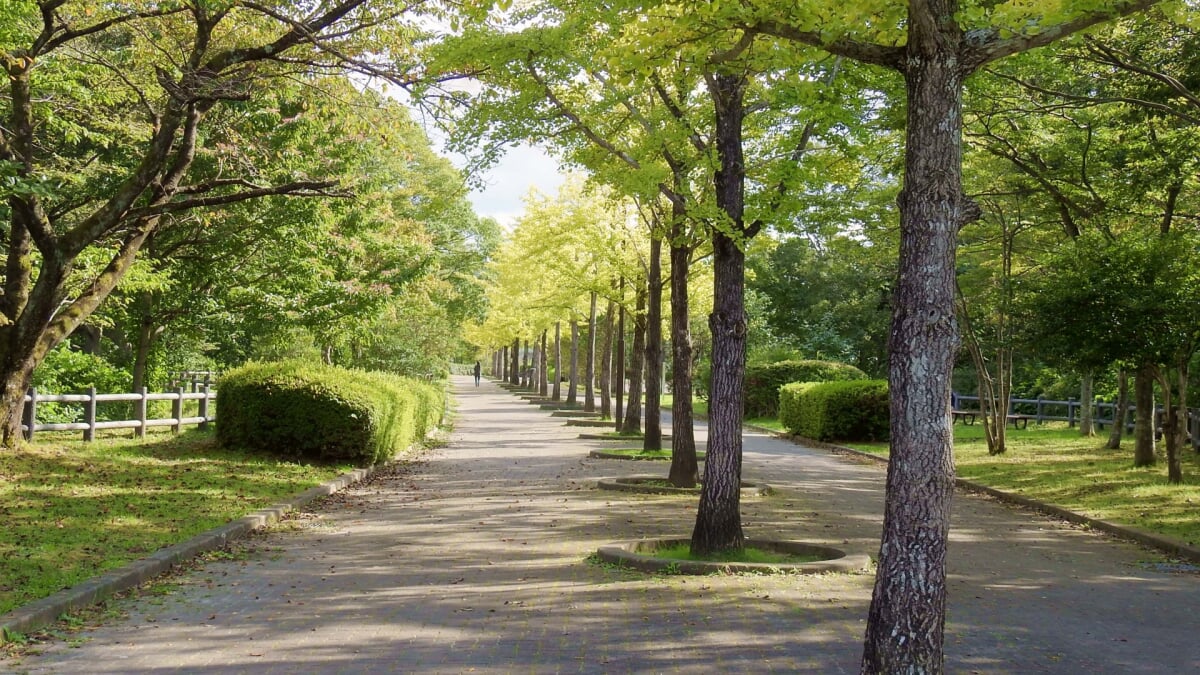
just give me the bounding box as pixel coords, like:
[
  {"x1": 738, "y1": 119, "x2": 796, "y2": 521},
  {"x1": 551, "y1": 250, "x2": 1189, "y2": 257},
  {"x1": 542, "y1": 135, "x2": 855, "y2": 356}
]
[{"x1": 13, "y1": 376, "x2": 1198, "y2": 674}]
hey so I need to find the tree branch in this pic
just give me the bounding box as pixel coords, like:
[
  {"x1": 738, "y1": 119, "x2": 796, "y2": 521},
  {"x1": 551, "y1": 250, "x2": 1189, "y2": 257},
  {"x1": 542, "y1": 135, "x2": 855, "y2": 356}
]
[
  {"x1": 37, "y1": 4, "x2": 189, "y2": 56},
  {"x1": 1084, "y1": 38, "x2": 1200, "y2": 112},
  {"x1": 747, "y1": 20, "x2": 903, "y2": 70},
  {"x1": 650, "y1": 72, "x2": 707, "y2": 154},
  {"x1": 964, "y1": 0, "x2": 1165, "y2": 72},
  {"x1": 985, "y1": 68, "x2": 1200, "y2": 126},
  {"x1": 128, "y1": 180, "x2": 346, "y2": 218},
  {"x1": 526, "y1": 60, "x2": 643, "y2": 170}
]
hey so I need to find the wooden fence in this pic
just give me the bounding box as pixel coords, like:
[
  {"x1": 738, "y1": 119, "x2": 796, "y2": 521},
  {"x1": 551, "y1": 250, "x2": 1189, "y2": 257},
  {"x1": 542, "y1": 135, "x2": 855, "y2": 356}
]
[
  {"x1": 952, "y1": 392, "x2": 1200, "y2": 449},
  {"x1": 21, "y1": 383, "x2": 216, "y2": 442}
]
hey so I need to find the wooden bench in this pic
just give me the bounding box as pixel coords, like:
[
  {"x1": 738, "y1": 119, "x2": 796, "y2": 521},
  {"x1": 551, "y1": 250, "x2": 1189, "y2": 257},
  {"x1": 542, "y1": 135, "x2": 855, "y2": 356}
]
[
  {"x1": 952, "y1": 411, "x2": 1030, "y2": 429},
  {"x1": 951, "y1": 410, "x2": 977, "y2": 425},
  {"x1": 1007, "y1": 415, "x2": 1030, "y2": 429}
]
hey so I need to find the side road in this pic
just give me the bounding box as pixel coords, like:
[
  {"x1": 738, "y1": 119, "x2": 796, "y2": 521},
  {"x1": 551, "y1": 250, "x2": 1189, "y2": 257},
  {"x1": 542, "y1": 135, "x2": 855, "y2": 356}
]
[{"x1": 6, "y1": 376, "x2": 1198, "y2": 673}]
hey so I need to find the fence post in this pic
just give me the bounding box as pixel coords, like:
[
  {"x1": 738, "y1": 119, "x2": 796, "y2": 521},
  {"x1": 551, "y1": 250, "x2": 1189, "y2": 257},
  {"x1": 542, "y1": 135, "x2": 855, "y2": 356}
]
[
  {"x1": 22, "y1": 387, "x2": 36, "y2": 442},
  {"x1": 1067, "y1": 397, "x2": 1076, "y2": 428},
  {"x1": 199, "y1": 383, "x2": 211, "y2": 432},
  {"x1": 1036, "y1": 396, "x2": 1044, "y2": 423},
  {"x1": 83, "y1": 386, "x2": 97, "y2": 442},
  {"x1": 136, "y1": 387, "x2": 147, "y2": 439},
  {"x1": 172, "y1": 386, "x2": 184, "y2": 433}
]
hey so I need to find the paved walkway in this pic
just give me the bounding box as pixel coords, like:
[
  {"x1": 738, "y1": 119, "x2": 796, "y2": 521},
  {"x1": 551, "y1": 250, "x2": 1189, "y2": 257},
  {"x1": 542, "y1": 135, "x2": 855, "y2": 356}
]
[{"x1": 9, "y1": 377, "x2": 1199, "y2": 673}]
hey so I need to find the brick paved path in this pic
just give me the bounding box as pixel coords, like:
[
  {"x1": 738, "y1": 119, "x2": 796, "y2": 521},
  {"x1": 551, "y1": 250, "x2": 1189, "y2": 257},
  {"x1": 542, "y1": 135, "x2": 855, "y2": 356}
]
[{"x1": 11, "y1": 376, "x2": 1199, "y2": 673}]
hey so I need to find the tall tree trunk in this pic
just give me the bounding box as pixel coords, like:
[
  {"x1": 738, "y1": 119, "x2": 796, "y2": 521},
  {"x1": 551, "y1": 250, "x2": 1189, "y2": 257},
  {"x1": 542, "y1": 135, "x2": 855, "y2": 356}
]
[
  {"x1": 76, "y1": 324, "x2": 102, "y2": 355},
  {"x1": 644, "y1": 236, "x2": 664, "y2": 452},
  {"x1": 510, "y1": 338, "x2": 520, "y2": 386},
  {"x1": 691, "y1": 72, "x2": 749, "y2": 557},
  {"x1": 1133, "y1": 363, "x2": 1156, "y2": 467},
  {"x1": 131, "y1": 320, "x2": 162, "y2": 394},
  {"x1": 692, "y1": 228, "x2": 746, "y2": 555},
  {"x1": 668, "y1": 220, "x2": 698, "y2": 487},
  {"x1": 501, "y1": 346, "x2": 508, "y2": 382},
  {"x1": 621, "y1": 285, "x2": 647, "y2": 435},
  {"x1": 585, "y1": 292, "x2": 598, "y2": 412},
  {"x1": 600, "y1": 299, "x2": 615, "y2": 419},
  {"x1": 957, "y1": 285, "x2": 1006, "y2": 455},
  {"x1": 522, "y1": 338, "x2": 530, "y2": 388},
  {"x1": 552, "y1": 322, "x2": 562, "y2": 401},
  {"x1": 616, "y1": 296, "x2": 625, "y2": 426},
  {"x1": 1156, "y1": 364, "x2": 1185, "y2": 484},
  {"x1": 1106, "y1": 369, "x2": 1128, "y2": 450},
  {"x1": 540, "y1": 329, "x2": 549, "y2": 397},
  {"x1": 862, "y1": 29, "x2": 964, "y2": 673},
  {"x1": 567, "y1": 320, "x2": 579, "y2": 405},
  {"x1": 1079, "y1": 371, "x2": 1095, "y2": 437}
]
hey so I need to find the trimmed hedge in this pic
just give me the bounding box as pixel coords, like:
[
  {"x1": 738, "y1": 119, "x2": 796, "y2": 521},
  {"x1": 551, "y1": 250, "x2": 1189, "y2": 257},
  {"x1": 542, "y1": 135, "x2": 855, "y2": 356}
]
[
  {"x1": 779, "y1": 379, "x2": 889, "y2": 442},
  {"x1": 216, "y1": 360, "x2": 444, "y2": 466},
  {"x1": 744, "y1": 359, "x2": 867, "y2": 418}
]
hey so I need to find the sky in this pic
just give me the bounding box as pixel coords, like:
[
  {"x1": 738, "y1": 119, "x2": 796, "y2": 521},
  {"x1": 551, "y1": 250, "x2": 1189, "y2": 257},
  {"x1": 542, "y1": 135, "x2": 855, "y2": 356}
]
[{"x1": 461, "y1": 143, "x2": 567, "y2": 228}]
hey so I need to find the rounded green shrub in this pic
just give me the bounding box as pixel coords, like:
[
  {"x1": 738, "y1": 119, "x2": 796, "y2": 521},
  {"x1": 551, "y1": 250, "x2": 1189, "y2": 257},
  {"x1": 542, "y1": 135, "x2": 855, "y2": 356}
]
[
  {"x1": 216, "y1": 360, "x2": 444, "y2": 465},
  {"x1": 780, "y1": 379, "x2": 889, "y2": 442},
  {"x1": 744, "y1": 359, "x2": 867, "y2": 419}
]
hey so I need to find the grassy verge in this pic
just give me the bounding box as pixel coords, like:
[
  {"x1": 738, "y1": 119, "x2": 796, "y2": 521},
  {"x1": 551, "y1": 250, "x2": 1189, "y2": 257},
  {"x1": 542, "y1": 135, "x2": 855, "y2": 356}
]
[
  {"x1": 0, "y1": 430, "x2": 355, "y2": 615},
  {"x1": 651, "y1": 542, "x2": 822, "y2": 564},
  {"x1": 661, "y1": 394, "x2": 708, "y2": 418},
  {"x1": 845, "y1": 423, "x2": 1200, "y2": 545}
]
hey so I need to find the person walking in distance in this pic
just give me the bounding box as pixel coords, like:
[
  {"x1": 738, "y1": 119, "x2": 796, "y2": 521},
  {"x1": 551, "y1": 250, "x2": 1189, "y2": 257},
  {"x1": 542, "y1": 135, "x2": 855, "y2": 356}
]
[{"x1": 473, "y1": 360, "x2": 482, "y2": 386}]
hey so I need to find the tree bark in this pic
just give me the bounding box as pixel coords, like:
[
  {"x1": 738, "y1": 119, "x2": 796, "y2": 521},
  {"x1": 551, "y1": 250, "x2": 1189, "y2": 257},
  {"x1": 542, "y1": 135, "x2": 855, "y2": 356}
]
[
  {"x1": 616, "y1": 295, "x2": 625, "y2": 426},
  {"x1": 1106, "y1": 369, "x2": 1128, "y2": 449},
  {"x1": 585, "y1": 291, "x2": 598, "y2": 412},
  {"x1": 553, "y1": 321, "x2": 562, "y2": 401},
  {"x1": 1079, "y1": 371, "x2": 1095, "y2": 437},
  {"x1": 76, "y1": 325, "x2": 103, "y2": 356},
  {"x1": 540, "y1": 329, "x2": 549, "y2": 397},
  {"x1": 691, "y1": 230, "x2": 746, "y2": 555},
  {"x1": 600, "y1": 299, "x2": 615, "y2": 418},
  {"x1": 1133, "y1": 363, "x2": 1156, "y2": 467},
  {"x1": 510, "y1": 338, "x2": 520, "y2": 386},
  {"x1": 644, "y1": 236, "x2": 664, "y2": 452},
  {"x1": 1156, "y1": 364, "x2": 1185, "y2": 484},
  {"x1": 862, "y1": 20, "x2": 964, "y2": 673},
  {"x1": 621, "y1": 284, "x2": 646, "y2": 435},
  {"x1": 522, "y1": 338, "x2": 530, "y2": 388},
  {"x1": 131, "y1": 319, "x2": 162, "y2": 394},
  {"x1": 501, "y1": 346, "x2": 509, "y2": 382},
  {"x1": 668, "y1": 216, "x2": 699, "y2": 487},
  {"x1": 567, "y1": 320, "x2": 579, "y2": 405},
  {"x1": 691, "y1": 72, "x2": 750, "y2": 557}
]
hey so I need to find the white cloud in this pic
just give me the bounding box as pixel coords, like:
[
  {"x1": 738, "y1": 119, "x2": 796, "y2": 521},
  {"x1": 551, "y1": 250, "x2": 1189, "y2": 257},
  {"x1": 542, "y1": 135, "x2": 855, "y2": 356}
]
[{"x1": 465, "y1": 143, "x2": 567, "y2": 228}]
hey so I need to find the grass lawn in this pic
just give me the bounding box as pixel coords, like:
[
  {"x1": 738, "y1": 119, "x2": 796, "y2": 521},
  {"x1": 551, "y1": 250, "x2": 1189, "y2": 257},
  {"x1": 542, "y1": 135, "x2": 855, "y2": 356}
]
[
  {"x1": 666, "y1": 391, "x2": 1200, "y2": 547},
  {"x1": 0, "y1": 430, "x2": 355, "y2": 616},
  {"x1": 845, "y1": 423, "x2": 1200, "y2": 546},
  {"x1": 661, "y1": 393, "x2": 708, "y2": 418},
  {"x1": 650, "y1": 542, "x2": 822, "y2": 564}
]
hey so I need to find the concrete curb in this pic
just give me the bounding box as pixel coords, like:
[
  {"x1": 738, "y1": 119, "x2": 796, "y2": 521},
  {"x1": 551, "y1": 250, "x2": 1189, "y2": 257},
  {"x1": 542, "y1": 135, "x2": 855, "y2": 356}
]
[
  {"x1": 0, "y1": 465, "x2": 378, "y2": 642},
  {"x1": 780, "y1": 433, "x2": 1200, "y2": 565}
]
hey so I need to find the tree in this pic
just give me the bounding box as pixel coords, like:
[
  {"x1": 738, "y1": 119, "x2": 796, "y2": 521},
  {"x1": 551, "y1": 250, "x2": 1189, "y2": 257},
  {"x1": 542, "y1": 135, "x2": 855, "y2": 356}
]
[
  {"x1": 743, "y1": 1, "x2": 1166, "y2": 669},
  {"x1": 1024, "y1": 231, "x2": 1200, "y2": 483},
  {"x1": 426, "y1": 7, "x2": 715, "y2": 484},
  {"x1": 0, "y1": 0, "x2": 429, "y2": 445}
]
